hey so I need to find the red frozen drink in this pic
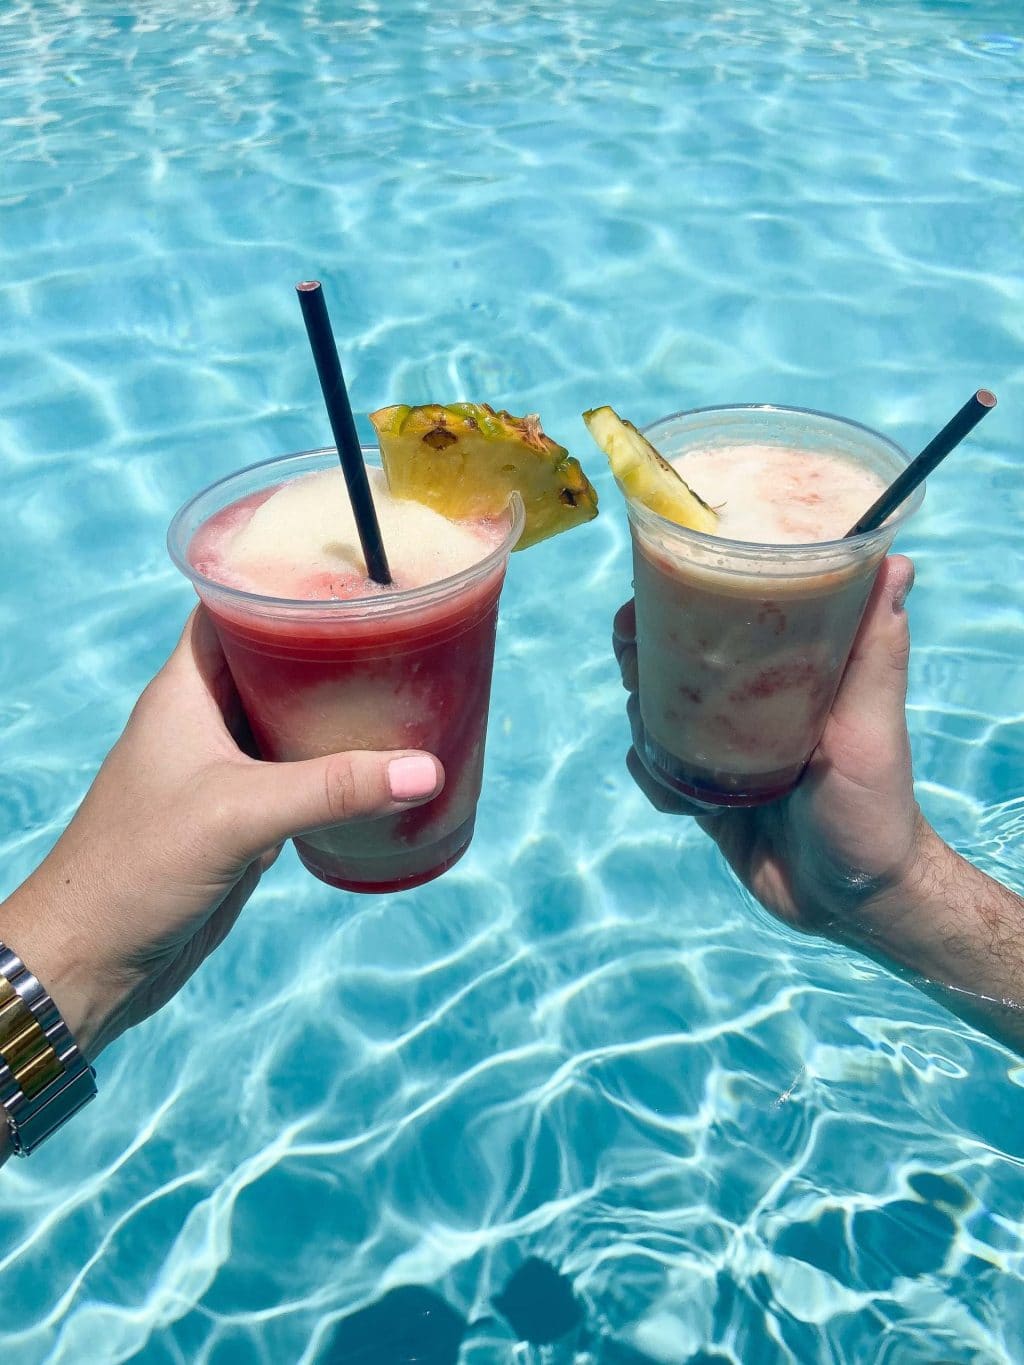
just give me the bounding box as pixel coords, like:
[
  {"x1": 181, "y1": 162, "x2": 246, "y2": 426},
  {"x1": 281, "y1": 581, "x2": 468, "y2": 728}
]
[{"x1": 169, "y1": 449, "x2": 523, "y2": 892}]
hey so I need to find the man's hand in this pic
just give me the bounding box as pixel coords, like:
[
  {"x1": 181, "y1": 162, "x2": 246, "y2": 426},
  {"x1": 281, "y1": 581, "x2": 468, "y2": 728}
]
[
  {"x1": 615, "y1": 556, "x2": 1024, "y2": 1052},
  {"x1": 615, "y1": 556, "x2": 932, "y2": 932}
]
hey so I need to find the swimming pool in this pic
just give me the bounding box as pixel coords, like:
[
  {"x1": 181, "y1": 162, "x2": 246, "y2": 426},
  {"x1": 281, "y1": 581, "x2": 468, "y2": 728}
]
[{"x1": 2, "y1": 0, "x2": 1023, "y2": 1360}]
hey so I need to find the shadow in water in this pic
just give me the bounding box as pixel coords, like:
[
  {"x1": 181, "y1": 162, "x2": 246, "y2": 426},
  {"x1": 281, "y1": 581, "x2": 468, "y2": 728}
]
[
  {"x1": 492, "y1": 1254, "x2": 584, "y2": 1345},
  {"x1": 317, "y1": 1256, "x2": 668, "y2": 1363},
  {"x1": 319, "y1": 1285, "x2": 468, "y2": 1364}
]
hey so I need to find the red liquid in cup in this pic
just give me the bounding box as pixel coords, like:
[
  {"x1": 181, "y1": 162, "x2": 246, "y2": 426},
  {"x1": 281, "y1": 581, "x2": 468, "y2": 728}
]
[{"x1": 170, "y1": 452, "x2": 522, "y2": 892}]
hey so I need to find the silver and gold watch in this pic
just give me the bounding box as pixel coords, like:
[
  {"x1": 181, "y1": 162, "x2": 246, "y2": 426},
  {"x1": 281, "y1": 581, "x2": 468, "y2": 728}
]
[{"x1": 0, "y1": 942, "x2": 97, "y2": 1156}]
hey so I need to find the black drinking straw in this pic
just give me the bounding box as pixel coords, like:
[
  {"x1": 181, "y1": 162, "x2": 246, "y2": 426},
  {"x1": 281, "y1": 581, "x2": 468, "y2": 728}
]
[
  {"x1": 845, "y1": 389, "x2": 997, "y2": 538},
  {"x1": 296, "y1": 280, "x2": 392, "y2": 585}
]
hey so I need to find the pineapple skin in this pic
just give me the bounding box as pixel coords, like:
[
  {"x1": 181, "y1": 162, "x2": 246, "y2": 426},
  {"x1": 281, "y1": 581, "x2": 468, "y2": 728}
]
[{"x1": 370, "y1": 403, "x2": 598, "y2": 550}]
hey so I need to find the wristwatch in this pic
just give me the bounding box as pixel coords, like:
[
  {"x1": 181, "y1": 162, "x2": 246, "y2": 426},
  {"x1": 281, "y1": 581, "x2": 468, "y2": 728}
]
[{"x1": 0, "y1": 942, "x2": 97, "y2": 1155}]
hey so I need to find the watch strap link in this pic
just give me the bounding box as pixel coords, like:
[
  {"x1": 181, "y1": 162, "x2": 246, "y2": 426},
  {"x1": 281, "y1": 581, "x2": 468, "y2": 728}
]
[{"x1": 0, "y1": 943, "x2": 96, "y2": 1155}]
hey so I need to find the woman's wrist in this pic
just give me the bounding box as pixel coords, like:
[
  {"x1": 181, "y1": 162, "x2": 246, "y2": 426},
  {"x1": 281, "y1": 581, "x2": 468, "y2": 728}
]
[
  {"x1": 0, "y1": 884, "x2": 107, "y2": 1160},
  {"x1": 0, "y1": 880, "x2": 119, "y2": 1063}
]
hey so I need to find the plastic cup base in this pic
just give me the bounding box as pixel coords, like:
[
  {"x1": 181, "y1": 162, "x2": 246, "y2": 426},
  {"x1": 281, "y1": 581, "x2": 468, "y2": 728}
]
[
  {"x1": 640, "y1": 731, "x2": 802, "y2": 809},
  {"x1": 294, "y1": 820, "x2": 475, "y2": 894}
]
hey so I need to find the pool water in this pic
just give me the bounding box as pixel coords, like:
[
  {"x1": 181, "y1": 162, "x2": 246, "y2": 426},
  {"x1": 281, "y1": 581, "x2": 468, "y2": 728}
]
[{"x1": 2, "y1": 1, "x2": 1023, "y2": 1362}]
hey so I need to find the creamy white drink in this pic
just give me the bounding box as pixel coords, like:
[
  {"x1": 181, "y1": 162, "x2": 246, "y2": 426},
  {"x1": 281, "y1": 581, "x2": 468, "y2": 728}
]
[
  {"x1": 626, "y1": 409, "x2": 916, "y2": 805},
  {"x1": 670, "y1": 443, "x2": 887, "y2": 545}
]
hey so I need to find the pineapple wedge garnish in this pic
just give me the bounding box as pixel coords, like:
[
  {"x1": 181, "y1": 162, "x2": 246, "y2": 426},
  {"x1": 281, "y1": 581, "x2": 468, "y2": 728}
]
[
  {"x1": 369, "y1": 402, "x2": 598, "y2": 550},
  {"x1": 583, "y1": 405, "x2": 718, "y2": 534}
]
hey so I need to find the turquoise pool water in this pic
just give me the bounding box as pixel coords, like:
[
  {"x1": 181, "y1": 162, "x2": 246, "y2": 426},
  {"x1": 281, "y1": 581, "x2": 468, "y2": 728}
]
[{"x1": 2, "y1": 1, "x2": 1023, "y2": 1361}]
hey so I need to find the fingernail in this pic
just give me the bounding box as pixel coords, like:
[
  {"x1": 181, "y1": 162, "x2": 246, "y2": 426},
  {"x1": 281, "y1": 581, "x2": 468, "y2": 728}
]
[{"x1": 388, "y1": 755, "x2": 438, "y2": 801}]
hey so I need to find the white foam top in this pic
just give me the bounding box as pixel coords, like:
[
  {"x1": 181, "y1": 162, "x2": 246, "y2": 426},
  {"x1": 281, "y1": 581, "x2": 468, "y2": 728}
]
[
  {"x1": 194, "y1": 466, "x2": 502, "y2": 599},
  {"x1": 672, "y1": 442, "x2": 888, "y2": 545}
]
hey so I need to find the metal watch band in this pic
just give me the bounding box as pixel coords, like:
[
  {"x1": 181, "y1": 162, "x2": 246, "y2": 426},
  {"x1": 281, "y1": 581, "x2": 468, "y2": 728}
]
[{"x1": 0, "y1": 942, "x2": 97, "y2": 1156}]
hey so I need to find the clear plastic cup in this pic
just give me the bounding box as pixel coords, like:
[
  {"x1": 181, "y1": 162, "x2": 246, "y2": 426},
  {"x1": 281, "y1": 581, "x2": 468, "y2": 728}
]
[
  {"x1": 169, "y1": 448, "x2": 524, "y2": 892},
  {"x1": 624, "y1": 405, "x2": 923, "y2": 806}
]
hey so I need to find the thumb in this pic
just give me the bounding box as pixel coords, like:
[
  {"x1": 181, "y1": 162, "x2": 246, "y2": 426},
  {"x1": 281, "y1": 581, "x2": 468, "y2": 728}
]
[
  {"x1": 228, "y1": 750, "x2": 444, "y2": 857},
  {"x1": 830, "y1": 555, "x2": 914, "y2": 736}
]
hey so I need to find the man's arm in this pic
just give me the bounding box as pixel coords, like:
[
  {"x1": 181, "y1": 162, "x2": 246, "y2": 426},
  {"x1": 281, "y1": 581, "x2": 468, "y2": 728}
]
[
  {"x1": 836, "y1": 831, "x2": 1024, "y2": 1051},
  {"x1": 615, "y1": 557, "x2": 1024, "y2": 1055}
]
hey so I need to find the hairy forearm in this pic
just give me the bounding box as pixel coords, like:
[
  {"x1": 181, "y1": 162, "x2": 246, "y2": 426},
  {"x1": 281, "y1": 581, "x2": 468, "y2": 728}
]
[{"x1": 840, "y1": 827, "x2": 1024, "y2": 1053}]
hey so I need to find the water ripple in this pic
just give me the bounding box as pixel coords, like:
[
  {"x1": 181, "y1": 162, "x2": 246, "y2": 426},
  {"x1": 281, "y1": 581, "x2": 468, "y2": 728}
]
[{"x1": 2, "y1": 0, "x2": 1024, "y2": 1361}]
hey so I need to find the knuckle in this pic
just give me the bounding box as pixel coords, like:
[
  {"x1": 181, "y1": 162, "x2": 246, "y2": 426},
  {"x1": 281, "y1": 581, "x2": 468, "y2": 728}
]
[
  {"x1": 323, "y1": 756, "x2": 374, "y2": 823},
  {"x1": 887, "y1": 621, "x2": 912, "y2": 673},
  {"x1": 890, "y1": 639, "x2": 911, "y2": 671}
]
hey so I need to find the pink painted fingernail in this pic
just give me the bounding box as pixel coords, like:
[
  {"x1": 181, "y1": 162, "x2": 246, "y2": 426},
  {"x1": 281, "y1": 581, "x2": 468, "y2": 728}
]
[{"x1": 388, "y1": 755, "x2": 438, "y2": 801}]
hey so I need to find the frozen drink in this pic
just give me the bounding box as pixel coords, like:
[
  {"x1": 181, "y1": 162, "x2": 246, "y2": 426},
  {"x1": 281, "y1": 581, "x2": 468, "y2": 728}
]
[
  {"x1": 169, "y1": 449, "x2": 523, "y2": 891},
  {"x1": 625, "y1": 406, "x2": 923, "y2": 805}
]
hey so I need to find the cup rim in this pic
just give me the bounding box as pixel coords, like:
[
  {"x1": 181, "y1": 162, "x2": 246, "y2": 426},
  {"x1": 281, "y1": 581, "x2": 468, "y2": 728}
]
[
  {"x1": 167, "y1": 446, "x2": 526, "y2": 614},
  {"x1": 626, "y1": 402, "x2": 924, "y2": 554}
]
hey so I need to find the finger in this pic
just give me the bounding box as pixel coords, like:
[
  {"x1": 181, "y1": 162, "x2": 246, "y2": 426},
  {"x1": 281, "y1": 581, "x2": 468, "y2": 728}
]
[
  {"x1": 612, "y1": 599, "x2": 637, "y2": 661},
  {"x1": 185, "y1": 604, "x2": 224, "y2": 673},
  {"x1": 829, "y1": 555, "x2": 914, "y2": 739},
  {"x1": 163, "y1": 606, "x2": 224, "y2": 686},
  {"x1": 229, "y1": 750, "x2": 445, "y2": 857},
  {"x1": 188, "y1": 607, "x2": 248, "y2": 727},
  {"x1": 626, "y1": 691, "x2": 644, "y2": 750},
  {"x1": 260, "y1": 844, "x2": 284, "y2": 873},
  {"x1": 625, "y1": 747, "x2": 716, "y2": 817},
  {"x1": 177, "y1": 607, "x2": 258, "y2": 751},
  {"x1": 619, "y1": 642, "x2": 638, "y2": 693},
  {"x1": 144, "y1": 608, "x2": 242, "y2": 730}
]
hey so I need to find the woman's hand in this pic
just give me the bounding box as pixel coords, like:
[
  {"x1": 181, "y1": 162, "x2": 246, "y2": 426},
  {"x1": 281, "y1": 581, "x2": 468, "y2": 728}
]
[{"x1": 0, "y1": 608, "x2": 443, "y2": 1061}]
